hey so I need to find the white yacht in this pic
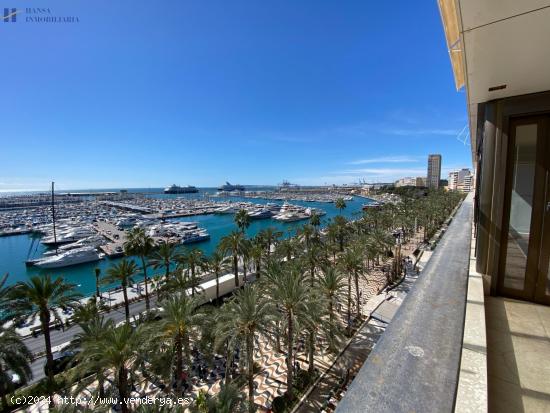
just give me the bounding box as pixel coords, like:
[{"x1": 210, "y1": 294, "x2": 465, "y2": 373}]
[
  {"x1": 181, "y1": 230, "x2": 210, "y2": 244},
  {"x1": 215, "y1": 205, "x2": 239, "y2": 214},
  {"x1": 248, "y1": 208, "x2": 273, "y2": 220},
  {"x1": 41, "y1": 227, "x2": 96, "y2": 246},
  {"x1": 42, "y1": 235, "x2": 106, "y2": 256},
  {"x1": 33, "y1": 247, "x2": 104, "y2": 269}
]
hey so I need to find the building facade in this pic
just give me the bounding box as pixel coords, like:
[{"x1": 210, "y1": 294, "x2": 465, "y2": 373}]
[
  {"x1": 395, "y1": 176, "x2": 428, "y2": 187},
  {"x1": 427, "y1": 154, "x2": 442, "y2": 189},
  {"x1": 448, "y1": 168, "x2": 473, "y2": 192}
]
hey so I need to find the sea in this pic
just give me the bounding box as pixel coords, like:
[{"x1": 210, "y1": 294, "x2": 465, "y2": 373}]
[{"x1": 0, "y1": 187, "x2": 370, "y2": 296}]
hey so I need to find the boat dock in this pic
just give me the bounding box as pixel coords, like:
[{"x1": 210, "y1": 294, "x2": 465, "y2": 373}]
[
  {"x1": 95, "y1": 221, "x2": 127, "y2": 258},
  {"x1": 101, "y1": 201, "x2": 153, "y2": 214}
]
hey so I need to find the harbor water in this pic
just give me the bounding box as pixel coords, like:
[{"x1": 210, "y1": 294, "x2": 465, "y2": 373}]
[{"x1": 0, "y1": 188, "x2": 370, "y2": 296}]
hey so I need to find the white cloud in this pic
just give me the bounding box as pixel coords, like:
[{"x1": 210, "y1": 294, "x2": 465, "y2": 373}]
[
  {"x1": 382, "y1": 128, "x2": 460, "y2": 136},
  {"x1": 348, "y1": 156, "x2": 421, "y2": 165}
]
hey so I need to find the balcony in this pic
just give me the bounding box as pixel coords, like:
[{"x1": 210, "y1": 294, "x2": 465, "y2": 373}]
[{"x1": 335, "y1": 193, "x2": 550, "y2": 412}]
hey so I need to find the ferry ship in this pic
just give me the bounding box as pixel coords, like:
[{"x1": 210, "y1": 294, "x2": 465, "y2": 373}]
[
  {"x1": 164, "y1": 184, "x2": 199, "y2": 194},
  {"x1": 217, "y1": 182, "x2": 245, "y2": 192}
]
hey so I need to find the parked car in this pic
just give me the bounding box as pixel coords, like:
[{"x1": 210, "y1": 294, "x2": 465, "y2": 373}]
[{"x1": 44, "y1": 350, "x2": 80, "y2": 376}]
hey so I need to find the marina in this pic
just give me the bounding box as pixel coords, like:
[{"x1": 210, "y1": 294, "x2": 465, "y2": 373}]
[{"x1": 0, "y1": 188, "x2": 368, "y2": 295}]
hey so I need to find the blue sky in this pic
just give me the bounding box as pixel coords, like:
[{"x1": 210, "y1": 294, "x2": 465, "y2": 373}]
[{"x1": 1, "y1": 0, "x2": 470, "y2": 191}]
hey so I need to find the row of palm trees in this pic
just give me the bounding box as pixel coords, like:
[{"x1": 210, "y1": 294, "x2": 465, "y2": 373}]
[{"x1": 0, "y1": 190, "x2": 464, "y2": 412}]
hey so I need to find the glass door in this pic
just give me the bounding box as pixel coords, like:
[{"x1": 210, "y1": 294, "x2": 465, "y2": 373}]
[{"x1": 499, "y1": 115, "x2": 550, "y2": 304}]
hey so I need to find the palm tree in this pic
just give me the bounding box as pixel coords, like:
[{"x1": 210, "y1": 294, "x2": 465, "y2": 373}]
[
  {"x1": 94, "y1": 268, "x2": 101, "y2": 299},
  {"x1": 257, "y1": 227, "x2": 282, "y2": 258},
  {"x1": 338, "y1": 248, "x2": 363, "y2": 335},
  {"x1": 309, "y1": 211, "x2": 321, "y2": 228},
  {"x1": 248, "y1": 237, "x2": 264, "y2": 278},
  {"x1": 124, "y1": 227, "x2": 155, "y2": 310},
  {"x1": 302, "y1": 243, "x2": 324, "y2": 287},
  {"x1": 163, "y1": 267, "x2": 195, "y2": 297},
  {"x1": 327, "y1": 216, "x2": 348, "y2": 253},
  {"x1": 335, "y1": 198, "x2": 347, "y2": 215},
  {"x1": 207, "y1": 249, "x2": 229, "y2": 301},
  {"x1": 71, "y1": 311, "x2": 112, "y2": 399},
  {"x1": 72, "y1": 298, "x2": 106, "y2": 325},
  {"x1": 103, "y1": 259, "x2": 138, "y2": 322},
  {"x1": 0, "y1": 274, "x2": 13, "y2": 324},
  {"x1": 371, "y1": 228, "x2": 394, "y2": 265},
  {"x1": 219, "y1": 231, "x2": 246, "y2": 287},
  {"x1": 240, "y1": 238, "x2": 252, "y2": 283},
  {"x1": 81, "y1": 323, "x2": 146, "y2": 413},
  {"x1": 150, "y1": 241, "x2": 178, "y2": 287},
  {"x1": 158, "y1": 294, "x2": 202, "y2": 395},
  {"x1": 215, "y1": 286, "x2": 273, "y2": 411},
  {"x1": 263, "y1": 262, "x2": 311, "y2": 401},
  {"x1": 9, "y1": 275, "x2": 82, "y2": 406},
  {"x1": 0, "y1": 326, "x2": 32, "y2": 410},
  {"x1": 234, "y1": 209, "x2": 251, "y2": 234},
  {"x1": 296, "y1": 224, "x2": 315, "y2": 250},
  {"x1": 317, "y1": 265, "x2": 347, "y2": 324},
  {"x1": 177, "y1": 249, "x2": 206, "y2": 297},
  {"x1": 206, "y1": 382, "x2": 246, "y2": 413},
  {"x1": 301, "y1": 292, "x2": 340, "y2": 376},
  {"x1": 276, "y1": 238, "x2": 296, "y2": 262}
]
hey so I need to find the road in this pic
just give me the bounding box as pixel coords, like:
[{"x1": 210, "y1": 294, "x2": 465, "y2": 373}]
[
  {"x1": 27, "y1": 294, "x2": 157, "y2": 384},
  {"x1": 26, "y1": 268, "x2": 249, "y2": 384}
]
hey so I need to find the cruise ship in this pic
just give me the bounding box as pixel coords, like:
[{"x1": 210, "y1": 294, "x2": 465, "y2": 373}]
[
  {"x1": 32, "y1": 247, "x2": 104, "y2": 269},
  {"x1": 217, "y1": 182, "x2": 245, "y2": 192},
  {"x1": 164, "y1": 184, "x2": 199, "y2": 194}
]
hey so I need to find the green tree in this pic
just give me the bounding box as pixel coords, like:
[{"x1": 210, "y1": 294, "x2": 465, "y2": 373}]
[
  {"x1": 124, "y1": 227, "x2": 155, "y2": 310},
  {"x1": 263, "y1": 262, "x2": 311, "y2": 402},
  {"x1": 103, "y1": 259, "x2": 138, "y2": 322},
  {"x1": 9, "y1": 275, "x2": 82, "y2": 406},
  {"x1": 177, "y1": 249, "x2": 206, "y2": 297},
  {"x1": 234, "y1": 209, "x2": 251, "y2": 234},
  {"x1": 80, "y1": 323, "x2": 147, "y2": 413},
  {"x1": 317, "y1": 265, "x2": 347, "y2": 324},
  {"x1": 0, "y1": 326, "x2": 32, "y2": 410},
  {"x1": 335, "y1": 198, "x2": 347, "y2": 215},
  {"x1": 309, "y1": 211, "x2": 321, "y2": 228},
  {"x1": 215, "y1": 286, "x2": 273, "y2": 411},
  {"x1": 71, "y1": 311, "x2": 112, "y2": 399},
  {"x1": 219, "y1": 231, "x2": 246, "y2": 287},
  {"x1": 207, "y1": 249, "x2": 229, "y2": 301},
  {"x1": 206, "y1": 382, "x2": 246, "y2": 413},
  {"x1": 338, "y1": 248, "x2": 363, "y2": 335},
  {"x1": 158, "y1": 294, "x2": 202, "y2": 395},
  {"x1": 257, "y1": 227, "x2": 282, "y2": 258},
  {"x1": 150, "y1": 241, "x2": 178, "y2": 287}
]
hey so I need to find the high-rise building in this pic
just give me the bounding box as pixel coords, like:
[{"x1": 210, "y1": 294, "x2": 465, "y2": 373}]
[{"x1": 427, "y1": 154, "x2": 442, "y2": 189}]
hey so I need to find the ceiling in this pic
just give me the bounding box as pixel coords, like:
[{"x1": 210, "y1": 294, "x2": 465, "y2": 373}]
[{"x1": 439, "y1": 0, "x2": 550, "y2": 164}]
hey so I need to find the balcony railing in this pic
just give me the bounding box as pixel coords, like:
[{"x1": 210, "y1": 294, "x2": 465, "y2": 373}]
[{"x1": 336, "y1": 195, "x2": 473, "y2": 412}]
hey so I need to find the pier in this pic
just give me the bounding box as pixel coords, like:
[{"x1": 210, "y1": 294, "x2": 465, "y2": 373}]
[{"x1": 95, "y1": 221, "x2": 127, "y2": 258}]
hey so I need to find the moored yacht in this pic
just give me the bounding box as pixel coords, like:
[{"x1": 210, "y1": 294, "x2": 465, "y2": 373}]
[
  {"x1": 41, "y1": 227, "x2": 96, "y2": 247},
  {"x1": 32, "y1": 247, "x2": 104, "y2": 269}
]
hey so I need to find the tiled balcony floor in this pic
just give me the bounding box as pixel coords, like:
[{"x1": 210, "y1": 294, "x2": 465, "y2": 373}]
[{"x1": 486, "y1": 297, "x2": 550, "y2": 412}]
